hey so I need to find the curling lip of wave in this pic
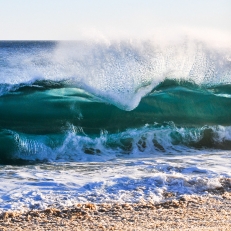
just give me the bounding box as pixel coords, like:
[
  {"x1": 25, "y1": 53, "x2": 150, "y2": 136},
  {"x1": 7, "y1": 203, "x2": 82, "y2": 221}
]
[
  {"x1": 1, "y1": 79, "x2": 231, "y2": 136},
  {"x1": 1, "y1": 40, "x2": 231, "y2": 110}
]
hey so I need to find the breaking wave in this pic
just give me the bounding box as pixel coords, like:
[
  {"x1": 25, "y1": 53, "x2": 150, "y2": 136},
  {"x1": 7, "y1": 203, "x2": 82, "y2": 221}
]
[{"x1": 1, "y1": 40, "x2": 231, "y2": 164}]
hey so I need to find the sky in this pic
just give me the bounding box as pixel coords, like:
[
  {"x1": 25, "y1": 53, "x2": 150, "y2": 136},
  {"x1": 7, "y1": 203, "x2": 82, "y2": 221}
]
[{"x1": 0, "y1": 0, "x2": 231, "y2": 40}]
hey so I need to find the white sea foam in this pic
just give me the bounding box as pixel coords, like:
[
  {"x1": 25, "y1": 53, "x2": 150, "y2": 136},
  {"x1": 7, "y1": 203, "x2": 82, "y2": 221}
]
[
  {"x1": 2, "y1": 124, "x2": 231, "y2": 213},
  {"x1": 8, "y1": 124, "x2": 231, "y2": 163},
  {"x1": 0, "y1": 151, "x2": 230, "y2": 212}
]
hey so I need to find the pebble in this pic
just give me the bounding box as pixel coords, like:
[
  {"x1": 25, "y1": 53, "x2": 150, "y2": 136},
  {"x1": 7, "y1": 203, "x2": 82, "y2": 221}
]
[{"x1": 0, "y1": 180, "x2": 231, "y2": 230}]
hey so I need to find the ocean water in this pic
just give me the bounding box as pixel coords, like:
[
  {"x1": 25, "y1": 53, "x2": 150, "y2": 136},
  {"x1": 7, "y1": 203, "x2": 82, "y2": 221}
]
[{"x1": 0, "y1": 40, "x2": 231, "y2": 212}]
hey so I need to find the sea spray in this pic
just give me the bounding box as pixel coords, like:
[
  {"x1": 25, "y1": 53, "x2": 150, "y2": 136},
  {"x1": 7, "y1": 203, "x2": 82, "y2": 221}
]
[{"x1": 1, "y1": 40, "x2": 231, "y2": 110}]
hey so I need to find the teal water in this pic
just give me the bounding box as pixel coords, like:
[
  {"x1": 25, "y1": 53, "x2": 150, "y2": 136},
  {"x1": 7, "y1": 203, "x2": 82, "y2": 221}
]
[{"x1": 1, "y1": 79, "x2": 231, "y2": 164}]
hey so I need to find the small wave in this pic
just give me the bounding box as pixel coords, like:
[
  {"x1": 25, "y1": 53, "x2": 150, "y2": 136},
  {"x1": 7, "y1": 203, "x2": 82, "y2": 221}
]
[{"x1": 1, "y1": 123, "x2": 231, "y2": 164}]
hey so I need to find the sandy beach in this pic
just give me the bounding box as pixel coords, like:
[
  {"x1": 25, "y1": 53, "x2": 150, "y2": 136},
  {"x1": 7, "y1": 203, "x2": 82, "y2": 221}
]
[{"x1": 1, "y1": 191, "x2": 231, "y2": 231}]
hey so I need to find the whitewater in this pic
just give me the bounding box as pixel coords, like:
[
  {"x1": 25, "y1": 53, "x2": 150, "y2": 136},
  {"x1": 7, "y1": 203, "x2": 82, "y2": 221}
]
[{"x1": 0, "y1": 39, "x2": 231, "y2": 212}]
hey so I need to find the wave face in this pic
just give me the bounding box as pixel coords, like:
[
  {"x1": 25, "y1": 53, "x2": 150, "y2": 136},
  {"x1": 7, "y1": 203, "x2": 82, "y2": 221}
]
[{"x1": 0, "y1": 41, "x2": 231, "y2": 164}]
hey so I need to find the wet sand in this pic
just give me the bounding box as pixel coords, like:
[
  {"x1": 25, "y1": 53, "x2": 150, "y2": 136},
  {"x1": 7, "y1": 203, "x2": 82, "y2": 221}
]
[{"x1": 0, "y1": 192, "x2": 231, "y2": 231}]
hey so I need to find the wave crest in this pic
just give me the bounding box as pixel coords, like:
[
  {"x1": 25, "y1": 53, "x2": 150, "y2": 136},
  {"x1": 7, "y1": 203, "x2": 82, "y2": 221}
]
[{"x1": 1, "y1": 40, "x2": 231, "y2": 110}]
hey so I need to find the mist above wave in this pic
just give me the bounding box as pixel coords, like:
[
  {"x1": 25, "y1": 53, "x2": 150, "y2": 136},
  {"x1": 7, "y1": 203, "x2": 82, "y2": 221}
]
[{"x1": 1, "y1": 38, "x2": 231, "y2": 110}]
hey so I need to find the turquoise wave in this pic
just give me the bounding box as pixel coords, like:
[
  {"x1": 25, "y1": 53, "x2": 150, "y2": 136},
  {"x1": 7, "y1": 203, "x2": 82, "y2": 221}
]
[
  {"x1": 1, "y1": 79, "x2": 231, "y2": 164},
  {"x1": 1, "y1": 79, "x2": 231, "y2": 134}
]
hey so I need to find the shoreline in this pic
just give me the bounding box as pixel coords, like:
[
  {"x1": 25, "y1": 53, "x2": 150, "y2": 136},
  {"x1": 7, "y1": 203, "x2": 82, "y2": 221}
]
[{"x1": 1, "y1": 193, "x2": 231, "y2": 231}]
